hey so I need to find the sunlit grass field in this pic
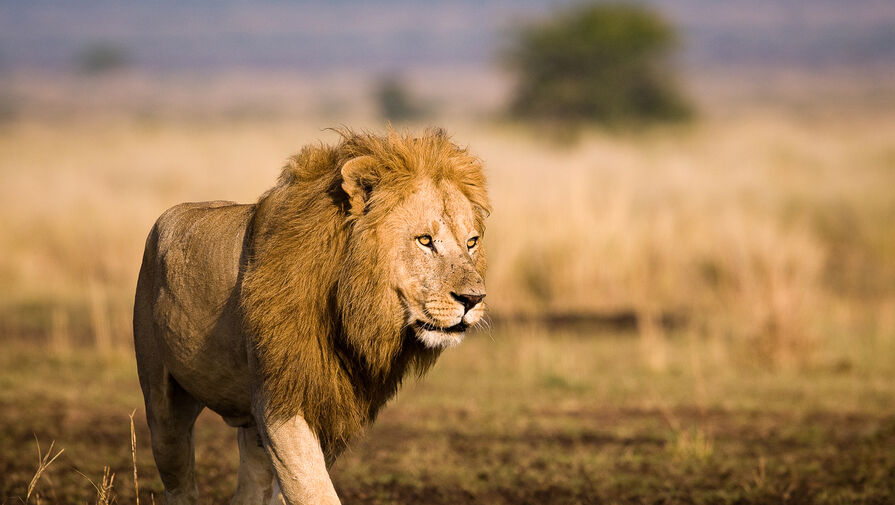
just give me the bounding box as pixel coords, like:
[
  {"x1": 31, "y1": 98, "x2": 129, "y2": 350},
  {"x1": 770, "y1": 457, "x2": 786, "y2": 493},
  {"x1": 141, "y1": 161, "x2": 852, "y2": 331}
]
[
  {"x1": 3, "y1": 112, "x2": 893, "y2": 356},
  {"x1": 1, "y1": 107, "x2": 894, "y2": 503}
]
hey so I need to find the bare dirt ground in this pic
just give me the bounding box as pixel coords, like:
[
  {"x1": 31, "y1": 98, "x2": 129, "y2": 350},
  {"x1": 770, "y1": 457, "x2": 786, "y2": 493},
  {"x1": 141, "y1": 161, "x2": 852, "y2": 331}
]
[{"x1": 2, "y1": 329, "x2": 894, "y2": 505}]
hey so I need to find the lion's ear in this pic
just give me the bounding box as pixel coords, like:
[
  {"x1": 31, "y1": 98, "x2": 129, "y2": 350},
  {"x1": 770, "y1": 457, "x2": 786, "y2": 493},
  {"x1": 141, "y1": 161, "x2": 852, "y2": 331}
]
[{"x1": 341, "y1": 156, "x2": 380, "y2": 216}]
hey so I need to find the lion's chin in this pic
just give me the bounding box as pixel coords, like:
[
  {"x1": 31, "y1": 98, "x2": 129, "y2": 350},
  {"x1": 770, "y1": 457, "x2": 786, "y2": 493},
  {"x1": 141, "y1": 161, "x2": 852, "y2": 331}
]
[{"x1": 413, "y1": 320, "x2": 467, "y2": 349}]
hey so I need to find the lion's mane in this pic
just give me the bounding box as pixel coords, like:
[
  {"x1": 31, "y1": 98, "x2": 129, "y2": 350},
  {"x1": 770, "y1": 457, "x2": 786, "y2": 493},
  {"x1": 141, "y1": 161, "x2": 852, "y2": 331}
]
[{"x1": 239, "y1": 128, "x2": 489, "y2": 458}]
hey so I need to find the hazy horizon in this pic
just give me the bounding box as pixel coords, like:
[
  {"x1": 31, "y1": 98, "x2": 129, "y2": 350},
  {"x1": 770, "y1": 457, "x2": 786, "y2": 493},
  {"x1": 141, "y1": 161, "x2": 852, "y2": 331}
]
[{"x1": 2, "y1": 0, "x2": 894, "y2": 76}]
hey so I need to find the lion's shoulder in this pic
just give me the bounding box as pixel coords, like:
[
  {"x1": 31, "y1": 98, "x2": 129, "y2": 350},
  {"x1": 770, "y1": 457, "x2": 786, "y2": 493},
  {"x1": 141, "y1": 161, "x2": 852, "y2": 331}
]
[{"x1": 148, "y1": 201, "x2": 255, "y2": 313}]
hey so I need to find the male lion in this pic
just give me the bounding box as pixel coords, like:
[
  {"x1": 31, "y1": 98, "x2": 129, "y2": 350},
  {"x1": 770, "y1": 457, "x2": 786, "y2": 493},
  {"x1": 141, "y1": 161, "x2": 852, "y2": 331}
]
[{"x1": 133, "y1": 128, "x2": 489, "y2": 505}]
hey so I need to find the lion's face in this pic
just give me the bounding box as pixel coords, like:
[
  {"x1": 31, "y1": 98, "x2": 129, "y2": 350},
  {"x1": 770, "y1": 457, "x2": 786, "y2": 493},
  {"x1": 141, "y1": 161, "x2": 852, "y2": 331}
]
[{"x1": 381, "y1": 179, "x2": 486, "y2": 348}]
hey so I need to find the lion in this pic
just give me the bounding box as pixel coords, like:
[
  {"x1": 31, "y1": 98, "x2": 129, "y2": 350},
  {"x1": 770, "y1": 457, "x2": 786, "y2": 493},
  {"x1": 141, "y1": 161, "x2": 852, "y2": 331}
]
[{"x1": 133, "y1": 128, "x2": 489, "y2": 505}]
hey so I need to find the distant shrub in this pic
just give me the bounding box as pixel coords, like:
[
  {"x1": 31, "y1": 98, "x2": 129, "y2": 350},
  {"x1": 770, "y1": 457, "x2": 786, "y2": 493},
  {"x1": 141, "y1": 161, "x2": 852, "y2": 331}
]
[
  {"x1": 0, "y1": 95, "x2": 16, "y2": 122},
  {"x1": 504, "y1": 2, "x2": 691, "y2": 125},
  {"x1": 76, "y1": 42, "x2": 130, "y2": 75},
  {"x1": 374, "y1": 75, "x2": 427, "y2": 122}
]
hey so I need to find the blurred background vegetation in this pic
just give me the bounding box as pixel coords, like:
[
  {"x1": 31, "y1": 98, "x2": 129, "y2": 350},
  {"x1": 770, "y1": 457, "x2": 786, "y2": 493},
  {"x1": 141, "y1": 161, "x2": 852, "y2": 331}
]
[
  {"x1": 375, "y1": 74, "x2": 430, "y2": 122},
  {"x1": 75, "y1": 41, "x2": 131, "y2": 75},
  {"x1": 504, "y1": 3, "x2": 691, "y2": 125},
  {"x1": 1, "y1": 0, "x2": 892, "y2": 368},
  {"x1": 1, "y1": 1, "x2": 895, "y2": 503}
]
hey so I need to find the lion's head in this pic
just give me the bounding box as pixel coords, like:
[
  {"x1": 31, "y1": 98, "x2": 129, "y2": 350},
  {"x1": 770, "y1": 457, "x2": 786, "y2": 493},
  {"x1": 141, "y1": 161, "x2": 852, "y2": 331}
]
[
  {"x1": 242, "y1": 127, "x2": 489, "y2": 456},
  {"x1": 339, "y1": 140, "x2": 488, "y2": 349}
]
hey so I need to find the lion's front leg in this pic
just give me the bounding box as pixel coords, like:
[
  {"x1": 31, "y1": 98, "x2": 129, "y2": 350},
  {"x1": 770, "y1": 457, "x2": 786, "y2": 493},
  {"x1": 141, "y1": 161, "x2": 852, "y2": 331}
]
[{"x1": 257, "y1": 412, "x2": 341, "y2": 505}]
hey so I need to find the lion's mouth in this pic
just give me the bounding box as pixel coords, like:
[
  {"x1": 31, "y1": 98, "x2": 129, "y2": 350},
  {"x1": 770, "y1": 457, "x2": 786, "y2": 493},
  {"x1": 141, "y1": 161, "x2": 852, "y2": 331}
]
[{"x1": 415, "y1": 320, "x2": 468, "y2": 334}]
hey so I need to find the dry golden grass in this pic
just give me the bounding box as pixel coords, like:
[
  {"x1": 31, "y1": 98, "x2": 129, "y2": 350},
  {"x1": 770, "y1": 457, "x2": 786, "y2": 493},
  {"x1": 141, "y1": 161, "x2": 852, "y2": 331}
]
[
  {"x1": 25, "y1": 439, "x2": 64, "y2": 504},
  {"x1": 1, "y1": 111, "x2": 893, "y2": 367},
  {"x1": 18, "y1": 401, "x2": 148, "y2": 504}
]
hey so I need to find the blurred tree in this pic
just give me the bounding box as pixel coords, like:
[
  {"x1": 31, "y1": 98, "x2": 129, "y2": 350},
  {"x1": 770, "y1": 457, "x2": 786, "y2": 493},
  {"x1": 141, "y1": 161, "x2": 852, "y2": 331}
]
[
  {"x1": 504, "y1": 2, "x2": 691, "y2": 125},
  {"x1": 375, "y1": 75, "x2": 427, "y2": 122},
  {"x1": 76, "y1": 42, "x2": 130, "y2": 75}
]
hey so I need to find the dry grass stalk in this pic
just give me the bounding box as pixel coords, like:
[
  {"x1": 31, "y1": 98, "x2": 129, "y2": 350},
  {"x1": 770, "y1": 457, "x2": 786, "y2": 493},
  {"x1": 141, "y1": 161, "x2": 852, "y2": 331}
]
[
  {"x1": 95, "y1": 467, "x2": 115, "y2": 505},
  {"x1": 130, "y1": 409, "x2": 140, "y2": 505},
  {"x1": 26, "y1": 438, "x2": 65, "y2": 504},
  {"x1": 75, "y1": 464, "x2": 116, "y2": 505}
]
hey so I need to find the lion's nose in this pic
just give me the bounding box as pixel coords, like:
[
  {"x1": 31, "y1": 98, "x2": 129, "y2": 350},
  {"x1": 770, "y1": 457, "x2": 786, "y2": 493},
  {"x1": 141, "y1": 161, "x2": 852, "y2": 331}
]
[{"x1": 451, "y1": 292, "x2": 486, "y2": 313}]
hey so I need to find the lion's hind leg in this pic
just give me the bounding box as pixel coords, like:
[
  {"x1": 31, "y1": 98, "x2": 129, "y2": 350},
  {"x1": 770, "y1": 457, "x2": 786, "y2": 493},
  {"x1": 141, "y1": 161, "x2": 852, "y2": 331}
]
[
  {"x1": 230, "y1": 425, "x2": 275, "y2": 505},
  {"x1": 142, "y1": 371, "x2": 204, "y2": 505}
]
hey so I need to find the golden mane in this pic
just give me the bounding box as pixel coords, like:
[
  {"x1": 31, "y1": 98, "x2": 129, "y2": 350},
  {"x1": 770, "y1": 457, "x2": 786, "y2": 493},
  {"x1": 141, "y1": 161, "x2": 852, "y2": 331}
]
[{"x1": 239, "y1": 128, "x2": 489, "y2": 458}]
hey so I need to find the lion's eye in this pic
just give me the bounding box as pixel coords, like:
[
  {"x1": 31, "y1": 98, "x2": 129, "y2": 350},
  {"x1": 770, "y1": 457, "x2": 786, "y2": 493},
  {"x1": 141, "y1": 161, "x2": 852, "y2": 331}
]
[
  {"x1": 467, "y1": 236, "x2": 479, "y2": 249},
  {"x1": 417, "y1": 235, "x2": 434, "y2": 248}
]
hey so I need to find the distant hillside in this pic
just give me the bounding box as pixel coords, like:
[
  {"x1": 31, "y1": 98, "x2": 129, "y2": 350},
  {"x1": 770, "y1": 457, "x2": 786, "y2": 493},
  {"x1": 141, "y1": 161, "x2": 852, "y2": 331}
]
[{"x1": 1, "y1": 0, "x2": 893, "y2": 74}]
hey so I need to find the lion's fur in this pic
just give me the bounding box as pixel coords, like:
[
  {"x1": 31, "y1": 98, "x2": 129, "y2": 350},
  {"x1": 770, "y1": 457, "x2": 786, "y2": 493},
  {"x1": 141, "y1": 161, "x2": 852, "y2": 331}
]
[{"x1": 240, "y1": 128, "x2": 489, "y2": 457}]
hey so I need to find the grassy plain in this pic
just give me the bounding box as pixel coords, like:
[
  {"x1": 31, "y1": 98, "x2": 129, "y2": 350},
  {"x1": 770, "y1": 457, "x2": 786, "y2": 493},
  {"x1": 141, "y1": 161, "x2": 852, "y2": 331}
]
[
  {"x1": 1, "y1": 102, "x2": 894, "y2": 503},
  {"x1": 2, "y1": 327, "x2": 894, "y2": 504},
  {"x1": 2, "y1": 111, "x2": 894, "y2": 359}
]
